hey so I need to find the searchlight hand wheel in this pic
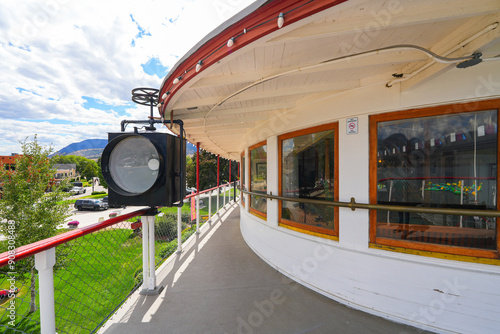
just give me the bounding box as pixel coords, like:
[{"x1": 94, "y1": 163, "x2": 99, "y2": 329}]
[{"x1": 131, "y1": 87, "x2": 159, "y2": 106}]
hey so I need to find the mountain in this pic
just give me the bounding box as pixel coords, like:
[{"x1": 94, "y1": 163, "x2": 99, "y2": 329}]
[
  {"x1": 52, "y1": 138, "x2": 198, "y2": 159},
  {"x1": 52, "y1": 139, "x2": 107, "y2": 159},
  {"x1": 186, "y1": 142, "x2": 197, "y2": 156}
]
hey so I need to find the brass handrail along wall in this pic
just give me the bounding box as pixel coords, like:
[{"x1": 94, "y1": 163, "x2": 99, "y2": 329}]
[{"x1": 240, "y1": 189, "x2": 500, "y2": 218}]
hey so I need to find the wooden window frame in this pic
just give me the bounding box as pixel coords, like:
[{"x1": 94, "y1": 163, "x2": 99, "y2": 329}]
[
  {"x1": 369, "y1": 99, "x2": 500, "y2": 260},
  {"x1": 249, "y1": 141, "x2": 267, "y2": 219},
  {"x1": 278, "y1": 122, "x2": 339, "y2": 238}
]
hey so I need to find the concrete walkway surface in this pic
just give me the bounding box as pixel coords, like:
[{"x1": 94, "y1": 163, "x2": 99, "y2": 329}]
[{"x1": 100, "y1": 202, "x2": 432, "y2": 334}]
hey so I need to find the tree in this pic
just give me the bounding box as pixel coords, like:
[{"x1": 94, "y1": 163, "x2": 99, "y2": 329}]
[
  {"x1": 186, "y1": 151, "x2": 239, "y2": 191},
  {"x1": 0, "y1": 136, "x2": 71, "y2": 312},
  {"x1": 50, "y1": 155, "x2": 99, "y2": 180},
  {"x1": 97, "y1": 157, "x2": 108, "y2": 189},
  {"x1": 81, "y1": 160, "x2": 98, "y2": 180}
]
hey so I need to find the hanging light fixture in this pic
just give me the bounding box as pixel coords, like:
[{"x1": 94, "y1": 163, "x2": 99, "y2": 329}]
[
  {"x1": 196, "y1": 60, "x2": 203, "y2": 72},
  {"x1": 173, "y1": 77, "x2": 181, "y2": 85},
  {"x1": 277, "y1": 12, "x2": 284, "y2": 28},
  {"x1": 227, "y1": 37, "x2": 235, "y2": 47}
]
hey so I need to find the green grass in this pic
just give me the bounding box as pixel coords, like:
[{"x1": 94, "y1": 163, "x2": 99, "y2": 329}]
[
  {"x1": 0, "y1": 216, "x2": 206, "y2": 334},
  {"x1": 0, "y1": 229, "x2": 143, "y2": 333},
  {"x1": 0, "y1": 189, "x2": 240, "y2": 332}
]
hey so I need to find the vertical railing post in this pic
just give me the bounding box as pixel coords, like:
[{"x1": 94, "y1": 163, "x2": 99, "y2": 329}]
[
  {"x1": 223, "y1": 185, "x2": 226, "y2": 207},
  {"x1": 141, "y1": 215, "x2": 149, "y2": 292},
  {"x1": 217, "y1": 155, "x2": 220, "y2": 211},
  {"x1": 208, "y1": 190, "x2": 212, "y2": 222},
  {"x1": 234, "y1": 180, "x2": 236, "y2": 202},
  {"x1": 35, "y1": 248, "x2": 56, "y2": 334},
  {"x1": 217, "y1": 186, "x2": 220, "y2": 212},
  {"x1": 196, "y1": 194, "x2": 200, "y2": 234},
  {"x1": 177, "y1": 207, "x2": 182, "y2": 253},
  {"x1": 148, "y1": 216, "x2": 155, "y2": 290},
  {"x1": 140, "y1": 212, "x2": 162, "y2": 295},
  {"x1": 387, "y1": 180, "x2": 393, "y2": 224},
  {"x1": 217, "y1": 155, "x2": 220, "y2": 189}
]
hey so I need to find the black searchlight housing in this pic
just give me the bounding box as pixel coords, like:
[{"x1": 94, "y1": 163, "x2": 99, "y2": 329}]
[{"x1": 101, "y1": 132, "x2": 185, "y2": 207}]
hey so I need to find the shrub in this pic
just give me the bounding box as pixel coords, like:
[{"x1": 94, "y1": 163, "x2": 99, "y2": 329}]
[
  {"x1": 155, "y1": 214, "x2": 187, "y2": 240},
  {"x1": 91, "y1": 191, "x2": 107, "y2": 195}
]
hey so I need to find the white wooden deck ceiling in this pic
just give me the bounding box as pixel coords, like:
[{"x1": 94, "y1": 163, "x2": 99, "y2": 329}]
[{"x1": 162, "y1": 0, "x2": 500, "y2": 160}]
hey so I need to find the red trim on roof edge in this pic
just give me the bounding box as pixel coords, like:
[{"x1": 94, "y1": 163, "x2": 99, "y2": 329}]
[{"x1": 159, "y1": 0, "x2": 348, "y2": 117}]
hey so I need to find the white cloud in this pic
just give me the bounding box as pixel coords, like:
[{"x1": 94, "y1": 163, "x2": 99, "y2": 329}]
[{"x1": 0, "y1": 0, "x2": 255, "y2": 155}]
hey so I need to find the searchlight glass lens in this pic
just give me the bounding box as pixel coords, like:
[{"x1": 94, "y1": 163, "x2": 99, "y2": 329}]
[{"x1": 109, "y1": 136, "x2": 160, "y2": 194}]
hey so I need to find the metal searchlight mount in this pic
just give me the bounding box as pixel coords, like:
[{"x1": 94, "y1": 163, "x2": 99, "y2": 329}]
[{"x1": 101, "y1": 87, "x2": 186, "y2": 208}]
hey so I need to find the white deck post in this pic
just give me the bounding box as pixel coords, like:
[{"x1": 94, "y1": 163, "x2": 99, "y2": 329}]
[
  {"x1": 141, "y1": 215, "x2": 149, "y2": 292},
  {"x1": 177, "y1": 207, "x2": 182, "y2": 253},
  {"x1": 196, "y1": 194, "x2": 200, "y2": 234},
  {"x1": 148, "y1": 216, "x2": 155, "y2": 289},
  {"x1": 223, "y1": 185, "x2": 226, "y2": 207},
  {"x1": 217, "y1": 187, "x2": 220, "y2": 212},
  {"x1": 35, "y1": 247, "x2": 56, "y2": 334},
  {"x1": 140, "y1": 215, "x2": 162, "y2": 295},
  {"x1": 208, "y1": 190, "x2": 212, "y2": 222}
]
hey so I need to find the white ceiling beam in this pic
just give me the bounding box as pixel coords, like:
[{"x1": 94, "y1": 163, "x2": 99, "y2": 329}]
[
  {"x1": 191, "y1": 51, "x2": 426, "y2": 89},
  {"x1": 185, "y1": 115, "x2": 266, "y2": 128},
  {"x1": 172, "y1": 80, "x2": 360, "y2": 110},
  {"x1": 270, "y1": 0, "x2": 500, "y2": 44},
  {"x1": 187, "y1": 125, "x2": 252, "y2": 136},
  {"x1": 173, "y1": 102, "x2": 292, "y2": 119}
]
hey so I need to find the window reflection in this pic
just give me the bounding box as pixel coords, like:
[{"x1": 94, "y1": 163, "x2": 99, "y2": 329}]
[
  {"x1": 281, "y1": 129, "x2": 336, "y2": 233},
  {"x1": 250, "y1": 144, "x2": 267, "y2": 215},
  {"x1": 376, "y1": 109, "x2": 497, "y2": 250}
]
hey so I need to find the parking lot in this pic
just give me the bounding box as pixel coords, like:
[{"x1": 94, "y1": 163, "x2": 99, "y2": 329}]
[{"x1": 64, "y1": 184, "x2": 144, "y2": 229}]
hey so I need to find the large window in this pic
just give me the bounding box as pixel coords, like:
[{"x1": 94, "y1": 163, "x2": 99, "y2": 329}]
[
  {"x1": 250, "y1": 142, "x2": 267, "y2": 218},
  {"x1": 370, "y1": 101, "x2": 500, "y2": 259},
  {"x1": 279, "y1": 123, "x2": 339, "y2": 237}
]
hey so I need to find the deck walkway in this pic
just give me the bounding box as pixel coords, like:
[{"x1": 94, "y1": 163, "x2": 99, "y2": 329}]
[{"x1": 101, "y1": 202, "x2": 431, "y2": 334}]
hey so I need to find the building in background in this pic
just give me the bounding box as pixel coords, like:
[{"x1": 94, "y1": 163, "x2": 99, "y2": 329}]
[{"x1": 0, "y1": 154, "x2": 20, "y2": 171}]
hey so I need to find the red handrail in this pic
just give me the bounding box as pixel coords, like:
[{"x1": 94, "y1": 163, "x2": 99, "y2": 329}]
[
  {"x1": 0, "y1": 208, "x2": 149, "y2": 267},
  {"x1": 184, "y1": 182, "x2": 235, "y2": 199},
  {"x1": 0, "y1": 182, "x2": 240, "y2": 267}
]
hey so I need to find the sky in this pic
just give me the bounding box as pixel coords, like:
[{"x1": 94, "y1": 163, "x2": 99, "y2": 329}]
[{"x1": 0, "y1": 0, "x2": 256, "y2": 155}]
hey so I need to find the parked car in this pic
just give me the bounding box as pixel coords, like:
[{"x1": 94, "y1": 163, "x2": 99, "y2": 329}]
[
  {"x1": 186, "y1": 188, "x2": 196, "y2": 195},
  {"x1": 74, "y1": 199, "x2": 108, "y2": 211},
  {"x1": 102, "y1": 196, "x2": 125, "y2": 208},
  {"x1": 70, "y1": 186, "x2": 86, "y2": 195}
]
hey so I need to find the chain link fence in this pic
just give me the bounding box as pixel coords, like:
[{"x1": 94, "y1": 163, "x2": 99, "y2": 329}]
[
  {"x1": 0, "y1": 211, "x2": 197, "y2": 333},
  {"x1": 0, "y1": 257, "x2": 40, "y2": 334}
]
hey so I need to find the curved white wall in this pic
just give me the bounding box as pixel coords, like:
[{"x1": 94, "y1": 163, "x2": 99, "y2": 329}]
[{"x1": 239, "y1": 61, "x2": 500, "y2": 333}]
